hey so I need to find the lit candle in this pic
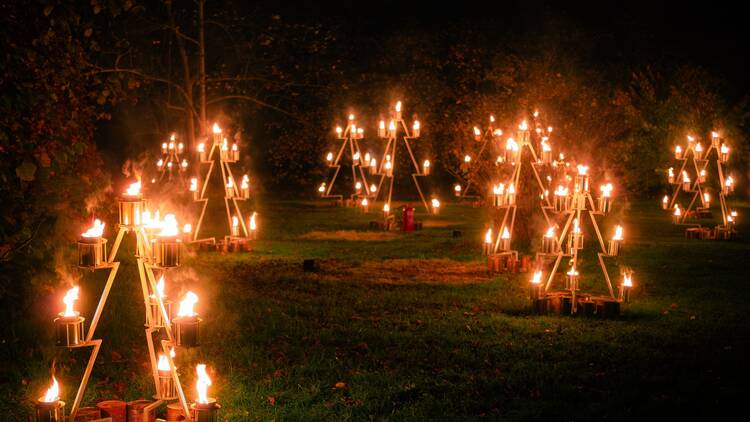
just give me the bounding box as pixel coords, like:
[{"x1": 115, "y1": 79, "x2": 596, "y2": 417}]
[
  {"x1": 249, "y1": 212, "x2": 257, "y2": 240},
  {"x1": 78, "y1": 219, "x2": 106, "y2": 268},
  {"x1": 318, "y1": 183, "x2": 327, "y2": 196},
  {"x1": 473, "y1": 126, "x2": 482, "y2": 141},
  {"x1": 454, "y1": 184, "x2": 462, "y2": 197},
  {"x1": 35, "y1": 376, "x2": 65, "y2": 422},
  {"x1": 173, "y1": 291, "x2": 201, "y2": 347},
  {"x1": 422, "y1": 159, "x2": 431, "y2": 175},
  {"x1": 355, "y1": 181, "x2": 362, "y2": 194},
  {"x1": 668, "y1": 167, "x2": 675, "y2": 184},
  {"x1": 180, "y1": 159, "x2": 189, "y2": 172},
  {"x1": 182, "y1": 223, "x2": 192, "y2": 243},
  {"x1": 505, "y1": 138, "x2": 519, "y2": 163},
  {"x1": 383, "y1": 203, "x2": 390, "y2": 220},
  {"x1": 190, "y1": 178, "x2": 200, "y2": 201},
  {"x1": 682, "y1": 171, "x2": 691, "y2": 191},
  {"x1": 356, "y1": 127, "x2": 364, "y2": 139},
  {"x1": 530, "y1": 271, "x2": 544, "y2": 300},
  {"x1": 384, "y1": 160, "x2": 393, "y2": 177},
  {"x1": 720, "y1": 144, "x2": 730, "y2": 163},
  {"x1": 369, "y1": 183, "x2": 377, "y2": 194},
  {"x1": 498, "y1": 226, "x2": 511, "y2": 251},
  {"x1": 483, "y1": 228, "x2": 493, "y2": 255},
  {"x1": 364, "y1": 152, "x2": 371, "y2": 164},
  {"x1": 335, "y1": 126, "x2": 343, "y2": 138},
  {"x1": 231, "y1": 216, "x2": 239, "y2": 237},
  {"x1": 575, "y1": 164, "x2": 589, "y2": 193},
  {"x1": 155, "y1": 214, "x2": 181, "y2": 267},
  {"x1": 672, "y1": 205, "x2": 682, "y2": 224},
  {"x1": 703, "y1": 192, "x2": 710, "y2": 208},
  {"x1": 542, "y1": 227, "x2": 557, "y2": 254},
  {"x1": 157, "y1": 158, "x2": 164, "y2": 168},
  {"x1": 225, "y1": 177, "x2": 235, "y2": 198},
  {"x1": 394, "y1": 101, "x2": 402, "y2": 119},
  {"x1": 361, "y1": 198, "x2": 369, "y2": 213},
  {"x1": 388, "y1": 120, "x2": 397, "y2": 138},
  {"x1": 198, "y1": 142, "x2": 207, "y2": 162},
  {"x1": 675, "y1": 145, "x2": 683, "y2": 160},
  {"x1": 157, "y1": 349, "x2": 177, "y2": 399},
  {"x1": 431, "y1": 198, "x2": 441, "y2": 215},
  {"x1": 412, "y1": 120, "x2": 420, "y2": 138},
  {"x1": 568, "y1": 218, "x2": 583, "y2": 252},
  {"x1": 492, "y1": 183, "x2": 505, "y2": 207},
  {"x1": 540, "y1": 138, "x2": 552, "y2": 164},
  {"x1": 378, "y1": 120, "x2": 386, "y2": 138},
  {"x1": 212, "y1": 123, "x2": 222, "y2": 144},
  {"x1": 161, "y1": 142, "x2": 168, "y2": 154},
  {"x1": 662, "y1": 195, "x2": 669, "y2": 210},
  {"x1": 608, "y1": 225, "x2": 623, "y2": 256},
  {"x1": 231, "y1": 143, "x2": 239, "y2": 161},
  {"x1": 119, "y1": 180, "x2": 144, "y2": 227},
  {"x1": 566, "y1": 267, "x2": 580, "y2": 293},
  {"x1": 353, "y1": 151, "x2": 361, "y2": 165},
  {"x1": 619, "y1": 272, "x2": 633, "y2": 303},
  {"x1": 553, "y1": 185, "x2": 569, "y2": 213},
  {"x1": 464, "y1": 154, "x2": 472, "y2": 164},
  {"x1": 492, "y1": 128, "x2": 503, "y2": 138},
  {"x1": 369, "y1": 158, "x2": 378, "y2": 175},
  {"x1": 598, "y1": 183, "x2": 613, "y2": 214},
  {"x1": 711, "y1": 131, "x2": 721, "y2": 147},
  {"x1": 694, "y1": 142, "x2": 704, "y2": 160},
  {"x1": 506, "y1": 183, "x2": 516, "y2": 205},
  {"x1": 192, "y1": 364, "x2": 220, "y2": 421},
  {"x1": 241, "y1": 175, "x2": 250, "y2": 199},
  {"x1": 54, "y1": 286, "x2": 85, "y2": 347},
  {"x1": 724, "y1": 176, "x2": 734, "y2": 195}
]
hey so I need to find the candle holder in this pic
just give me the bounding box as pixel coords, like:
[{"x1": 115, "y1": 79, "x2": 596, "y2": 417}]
[
  {"x1": 198, "y1": 143, "x2": 208, "y2": 162},
  {"x1": 498, "y1": 236, "x2": 511, "y2": 251},
  {"x1": 148, "y1": 297, "x2": 172, "y2": 328},
  {"x1": 492, "y1": 193, "x2": 504, "y2": 208},
  {"x1": 529, "y1": 283, "x2": 544, "y2": 301},
  {"x1": 553, "y1": 194, "x2": 570, "y2": 213},
  {"x1": 598, "y1": 196, "x2": 612, "y2": 215},
  {"x1": 155, "y1": 236, "x2": 181, "y2": 268},
  {"x1": 675, "y1": 147, "x2": 683, "y2": 160},
  {"x1": 118, "y1": 196, "x2": 144, "y2": 228},
  {"x1": 540, "y1": 147, "x2": 552, "y2": 164},
  {"x1": 78, "y1": 237, "x2": 107, "y2": 268},
  {"x1": 192, "y1": 400, "x2": 221, "y2": 422},
  {"x1": 720, "y1": 145, "x2": 730, "y2": 163},
  {"x1": 241, "y1": 186, "x2": 250, "y2": 200},
  {"x1": 422, "y1": 160, "x2": 430, "y2": 176},
  {"x1": 231, "y1": 144, "x2": 240, "y2": 161},
  {"x1": 682, "y1": 178, "x2": 692, "y2": 192},
  {"x1": 571, "y1": 193, "x2": 586, "y2": 210},
  {"x1": 541, "y1": 235, "x2": 558, "y2": 254},
  {"x1": 54, "y1": 314, "x2": 85, "y2": 347},
  {"x1": 608, "y1": 239, "x2": 621, "y2": 256},
  {"x1": 565, "y1": 270, "x2": 579, "y2": 292},
  {"x1": 574, "y1": 173, "x2": 589, "y2": 193},
  {"x1": 173, "y1": 315, "x2": 201, "y2": 347},
  {"x1": 35, "y1": 399, "x2": 65, "y2": 422},
  {"x1": 568, "y1": 231, "x2": 583, "y2": 253},
  {"x1": 505, "y1": 188, "x2": 516, "y2": 206},
  {"x1": 158, "y1": 369, "x2": 177, "y2": 400}
]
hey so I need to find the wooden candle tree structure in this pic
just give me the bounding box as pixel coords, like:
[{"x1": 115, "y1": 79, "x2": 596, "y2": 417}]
[
  {"x1": 453, "y1": 115, "x2": 504, "y2": 199},
  {"x1": 317, "y1": 113, "x2": 372, "y2": 203},
  {"x1": 151, "y1": 133, "x2": 190, "y2": 185},
  {"x1": 56, "y1": 181, "x2": 203, "y2": 420},
  {"x1": 664, "y1": 131, "x2": 738, "y2": 239},
  {"x1": 531, "y1": 164, "x2": 631, "y2": 316},
  {"x1": 190, "y1": 123, "x2": 256, "y2": 245},
  {"x1": 372, "y1": 101, "x2": 433, "y2": 211},
  {"x1": 485, "y1": 117, "x2": 559, "y2": 261}
]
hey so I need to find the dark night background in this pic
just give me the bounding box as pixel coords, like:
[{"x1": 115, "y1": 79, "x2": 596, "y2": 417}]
[{"x1": 2, "y1": 0, "x2": 750, "y2": 419}]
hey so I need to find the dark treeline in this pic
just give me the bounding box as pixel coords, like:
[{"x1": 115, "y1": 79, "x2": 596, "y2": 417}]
[{"x1": 1, "y1": 1, "x2": 748, "y2": 342}]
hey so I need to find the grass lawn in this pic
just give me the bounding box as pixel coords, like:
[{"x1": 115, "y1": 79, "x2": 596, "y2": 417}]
[{"x1": 3, "y1": 199, "x2": 749, "y2": 420}]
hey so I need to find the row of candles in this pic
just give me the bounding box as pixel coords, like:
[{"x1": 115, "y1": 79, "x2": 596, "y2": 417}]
[
  {"x1": 673, "y1": 132, "x2": 730, "y2": 162},
  {"x1": 528, "y1": 268, "x2": 634, "y2": 303},
  {"x1": 483, "y1": 221, "x2": 624, "y2": 257}
]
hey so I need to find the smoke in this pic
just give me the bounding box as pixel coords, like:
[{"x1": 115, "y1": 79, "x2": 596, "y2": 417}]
[
  {"x1": 53, "y1": 248, "x2": 81, "y2": 288},
  {"x1": 121, "y1": 153, "x2": 149, "y2": 181}
]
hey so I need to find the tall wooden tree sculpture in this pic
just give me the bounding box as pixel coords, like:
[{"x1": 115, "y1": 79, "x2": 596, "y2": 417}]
[
  {"x1": 372, "y1": 101, "x2": 432, "y2": 211},
  {"x1": 453, "y1": 115, "x2": 504, "y2": 199},
  {"x1": 484, "y1": 118, "x2": 558, "y2": 263},
  {"x1": 56, "y1": 181, "x2": 199, "y2": 420},
  {"x1": 530, "y1": 164, "x2": 632, "y2": 316},
  {"x1": 317, "y1": 113, "x2": 373, "y2": 203},
  {"x1": 189, "y1": 123, "x2": 256, "y2": 244},
  {"x1": 151, "y1": 133, "x2": 190, "y2": 185},
  {"x1": 663, "y1": 131, "x2": 738, "y2": 239}
]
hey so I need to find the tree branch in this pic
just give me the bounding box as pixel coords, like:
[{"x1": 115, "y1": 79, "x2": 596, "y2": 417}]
[{"x1": 207, "y1": 95, "x2": 296, "y2": 118}]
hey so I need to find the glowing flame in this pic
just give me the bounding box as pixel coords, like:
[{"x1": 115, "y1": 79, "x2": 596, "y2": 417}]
[
  {"x1": 506, "y1": 138, "x2": 519, "y2": 151},
  {"x1": 125, "y1": 181, "x2": 142, "y2": 196},
  {"x1": 388, "y1": 120, "x2": 396, "y2": 132},
  {"x1": 370, "y1": 158, "x2": 377, "y2": 168},
  {"x1": 545, "y1": 227, "x2": 555, "y2": 238},
  {"x1": 687, "y1": 135, "x2": 695, "y2": 143},
  {"x1": 721, "y1": 144, "x2": 730, "y2": 155},
  {"x1": 212, "y1": 123, "x2": 221, "y2": 134},
  {"x1": 454, "y1": 184, "x2": 462, "y2": 192},
  {"x1": 623, "y1": 273, "x2": 633, "y2": 287},
  {"x1": 501, "y1": 227, "x2": 510, "y2": 239},
  {"x1": 383, "y1": 203, "x2": 390, "y2": 213},
  {"x1": 682, "y1": 171, "x2": 690, "y2": 183},
  {"x1": 464, "y1": 154, "x2": 472, "y2": 163},
  {"x1": 493, "y1": 183, "x2": 504, "y2": 195},
  {"x1": 493, "y1": 129, "x2": 503, "y2": 137},
  {"x1": 600, "y1": 183, "x2": 613, "y2": 198},
  {"x1": 190, "y1": 178, "x2": 198, "y2": 192},
  {"x1": 508, "y1": 183, "x2": 516, "y2": 194},
  {"x1": 712, "y1": 131, "x2": 719, "y2": 139},
  {"x1": 231, "y1": 144, "x2": 238, "y2": 152},
  {"x1": 355, "y1": 181, "x2": 362, "y2": 190},
  {"x1": 473, "y1": 127, "x2": 481, "y2": 137},
  {"x1": 531, "y1": 271, "x2": 542, "y2": 285},
  {"x1": 181, "y1": 159, "x2": 188, "y2": 169},
  {"x1": 232, "y1": 216, "x2": 238, "y2": 229},
  {"x1": 361, "y1": 198, "x2": 369, "y2": 207},
  {"x1": 662, "y1": 195, "x2": 668, "y2": 205},
  {"x1": 573, "y1": 218, "x2": 581, "y2": 234},
  {"x1": 241, "y1": 176, "x2": 250, "y2": 190},
  {"x1": 576, "y1": 165, "x2": 589, "y2": 176},
  {"x1": 43, "y1": 377, "x2": 60, "y2": 402},
  {"x1": 567, "y1": 267, "x2": 579, "y2": 277},
  {"x1": 413, "y1": 120, "x2": 420, "y2": 131},
  {"x1": 183, "y1": 223, "x2": 192, "y2": 234},
  {"x1": 177, "y1": 291, "x2": 198, "y2": 317},
  {"x1": 158, "y1": 214, "x2": 179, "y2": 237},
  {"x1": 484, "y1": 229, "x2": 493, "y2": 244},
  {"x1": 542, "y1": 140, "x2": 552, "y2": 152},
  {"x1": 196, "y1": 364, "x2": 212, "y2": 404},
  {"x1": 379, "y1": 120, "x2": 385, "y2": 130},
  {"x1": 353, "y1": 152, "x2": 360, "y2": 161},
  {"x1": 249, "y1": 213, "x2": 257, "y2": 231},
  {"x1": 554, "y1": 185, "x2": 569, "y2": 196},
  {"x1": 490, "y1": 115, "x2": 496, "y2": 123},
  {"x1": 370, "y1": 184, "x2": 377, "y2": 193},
  {"x1": 726, "y1": 176, "x2": 734, "y2": 188},
  {"x1": 157, "y1": 354, "x2": 170, "y2": 372},
  {"x1": 82, "y1": 219, "x2": 105, "y2": 238},
  {"x1": 318, "y1": 183, "x2": 326, "y2": 193},
  {"x1": 198, "y1": 143, "x2": 205, "y2": 153},
  {"x1": 157, "y1": 159, "x2": 164, "y2": 168},
  {"x1": 668, "y1": 167, "x2": 674, "y2": 178},
  {"x1": 703, "y1": 192, "x2": 710, "y2": 204},
  {"x1": 423, "y1": 159, "x2": 430, "y2": 169},
  {"x1": 62, "y1": 286, "x2": 79, "y2": 317},
  {"x1": 518, "y1": 120, "x2": 528, "y2": 131},
  {"x1": 395, "y1": 101, "x2": 402, "y2": 112},
  {"x1": 385, "y1": 161, "x2": 392, "y2": 170},
  {"x1": 613, "y1": 225, "x2": 623, "y2": 241},
  {"x1": 675, "y1": 145, "x2": 682, "y2": 155},
  {"x1": 348, "y1": 114, "x2": 355, "y2": 121},
  {"x1": 673, "y1": 205, "x2": 682, "y2": 216},
  {"x1": 695, "y1": 142, "x2": 703, "y2": 153},
  {"x1": 154, "y1": 275, "x2": 166, "y2": 298},
  {"x1": 431, "y1": 198, "x2": 440, "y2": 208},
  {"x1": 226, "y1": 177, "x2": 234, "y2": 189}
]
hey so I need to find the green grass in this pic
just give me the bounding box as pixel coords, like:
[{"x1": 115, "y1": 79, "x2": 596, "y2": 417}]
[{"x1": 3, "y1": 199, "x2": 749, "y2": 420}]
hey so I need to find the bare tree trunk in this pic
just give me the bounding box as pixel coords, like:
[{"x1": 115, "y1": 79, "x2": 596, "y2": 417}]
[
  {"x1": 166, "y1": 0, "x2": 196, "y2": 146},
  {"x1": 199, "y1": 0, "x2": 207, "y2": 136}
]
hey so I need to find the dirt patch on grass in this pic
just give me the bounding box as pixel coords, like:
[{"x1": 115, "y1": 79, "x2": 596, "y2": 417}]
[
  {"x1": 321, "y1": 259, "x2": 493, "y2": 285},
  {"x1": 421, "y1": 219, "x2": 465, "y2": 228},
  {"x1": 300, "y1": 230, "x2": 399, "y2": 241}
]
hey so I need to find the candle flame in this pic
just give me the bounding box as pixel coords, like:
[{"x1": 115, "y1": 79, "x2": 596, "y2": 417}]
[
  {"x1": 198, "y1": 143, "x2": 205, "y2": 153},
  {"x1": 226, "y1": 177, "x2": 234, "y2": 189},
  {"x1": 155, "y1": 275, "x2": 166, "y2": 298},
  {"x1": 675, "y1": 145, "x2": 682, "y2": 154},
  {"x1": 464, "y1": 154, "x2": 472, "y2": 163},
  {"x1": 395, "y1": 101, "x2": 402, "y2": 112},
  {"x1": 484, "y1": 228, "x2": 493, "y2": 244},
  {"x1": 613, "y1": 225, "x2": 623, "y2": 241},
  {"x1": 623, "y1": 273, "x2": 633, "y2": 287},
  {"x1": 721, "y1": 144, "x2": 730, "y2": 154},
  {"x1": 383, "y1": 203, "x2": 390, "y2": 213},
  {"x1": 43, "y1": 376, "x2": 60, "y2": 402},
  {"x1": 501, "y1": 226, "x2": 510, "y2": 239},
  {"x1": 379, "y1": 120, "x2": 385, "y2": 129},
  {"x1": 576, "y1": 165, "x2": 589, "y2": 176},
  {"x1": 711, "y1": 131, "x2": 719, "y2": 138},
  {"x1": 361, "y1": 198, "x2": 369, "y2": 207},
  {"x1": 413, "y1": 120, "x2": 420, "y2": 130},
  {"x1": 493, "y1": 129, "x2": 503, "y2": 137},
  {"x1": 531, "y1": 270, "x2": 542, "y2": 285},
  {"x1": 682, "y1": 171, "x2": 690, "y2": 183},
  {"x1": 573, "y1": 218, "x2": 581, "y2": 234},
  {"x1": 183, "y1": 223, "x2": 192, "y2": 234},
  {"x1": 423, "y1": 159, "x2": 430, "y2": 168},
  {"x1": 662, "y1": 195, "x2": 668, "y2": 204},
  {"x1": 82, "y1": 219, "x2": 105, "y2": 238},
  {"x1": 518, "y1": 120, "x2": 528, "y2": 131},
  {"x1": 388, "y1": 120, "x2": 396, "y2": 132},
  {"x1": 695, "y1": 142, "x2": 703, "y2": 152},
  {"x1": 348, "y1": 114, "x2": 355, "y2": 121},
  {"x1": 454, "y1": 184, "x2": 462, "y2": 192},
  {"x1": 493, "y1": 183, "x2": 504, "y2": 195},
  {"x1": 545, "y1": 227, "x2": 555, "y2": 238},
  {"x1": 726, "y1": 176, "x2": 734, "y2": 187},
  {"x1": 190, "y1": 178, "x2": 198, "y2": 192},
  {"x1": 508, "y1": 183, "x2": 516, "y2": 194},
  {"x1": 177, "y1": 291, "x2": 198, "y2": 317},
  {"x1": 703, "y1": 192, "x2": 710, "y2": 203},
  {"x1": 555, "y1": 185, "x2": 569, "y2": 196},
  {"x1": 600, "y1": 183, "x2": 613, "y2": 198},
  {"x1": 157, "y1": 354, "x2": 170, "y2": 371},
  {"x1": 506, "y1": 138, "x2": 518, "y2": 151},
  {"x1": 196, "y1": 364, "x2": 212, "y2": 404},
  {"x1": 241, "y1": 176, "x2": 250, "y2": 190},
  {"x1": 250, "y1": 213, "x2": 257, "y2": 231},
  {"x1": 63, "y1": 286, "x2": 79, "y2": 317},
  {"x1": 318, "y1": 183, "x2": 326, "y2": 193},
  {"x1": 473, "y1": 126, "x2": 481, "y2": 137},
  {"x1": 370, "y1": 184, "x2": 377, "y2": 193},
  {"x1": 674, "y1": 205, "x2": 682, "y2": 216},
  {"x1": 125, "y1": 181, "x2": 142, "y2": 196},
  {"x1": 212, "y1": 123, "x2": 221, "y2": 134},
  {"x1": 158, "y1": 214, "x2": 179, "y2": 237},
  {"x1": 431, "y1": 198, "x2": 440, "y2": 208}
]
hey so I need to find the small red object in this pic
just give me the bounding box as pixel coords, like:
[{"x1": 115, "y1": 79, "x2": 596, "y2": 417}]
[{"x1": 402, "y1": 204, "x2": 415, "y2": 232}]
